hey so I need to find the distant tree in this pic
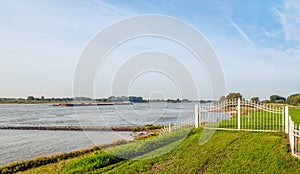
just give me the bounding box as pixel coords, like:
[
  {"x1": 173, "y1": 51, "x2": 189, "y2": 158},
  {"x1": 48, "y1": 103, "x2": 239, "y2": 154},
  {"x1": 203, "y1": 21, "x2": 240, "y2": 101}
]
[
  {"x1": 250, "y1": 97, "x2": 260, "y2": 103},
  {"x1": 270, "y1": 95, "x2": 286, "y2": 103},
  {"x1": 27, "y1": 96, "x2": 34, "y2": 100},
  {"x1": 129, "y1": 96, "x2": 143, "y2": 103},
  {"x1": 219, "y1": 96, "x2": 226, "y2": 102},
  {"x1": 167, "y1": 99, "x2": 177, "y2": 103},
  {"x1": 226, "y1": 93, "x2": 242, "y2": 100},
  {"x1": 182, "y1": 99, "x2": 190, "y2": 102},
  {"x1": 96, "y1": 98, "x2": 108, "y2": 102},
  {"x1": 41, "y1": 96, "x2": 45, "y2": 100},
  {"x1": 287, "y1": 94, "x2": 300, "y2": 105},
  {"x1": 261, "y1": 100, "x2": 271, "y2": 103},
  {"x1": 107, "y1": 96, "x2": 114, "y2": 102},
  {"x1": 35, "y1": 97, "x2": 41, "y2": 101},
  {"x1": 74, "y1": 97, "x2": 92, "y2": 101}
]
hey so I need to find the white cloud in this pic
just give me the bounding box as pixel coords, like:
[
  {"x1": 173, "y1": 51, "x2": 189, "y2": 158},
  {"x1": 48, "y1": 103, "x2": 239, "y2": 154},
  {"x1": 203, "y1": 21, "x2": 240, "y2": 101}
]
[
  {"x1": 276, "y1": 0, "x2": 300, "y2": 44},
  {"x1": 261, "y1": 27, "x2": 280, "y2": 38},
  {"x1": 227, "y1": 17, "x2": 254, "y2": 47}
]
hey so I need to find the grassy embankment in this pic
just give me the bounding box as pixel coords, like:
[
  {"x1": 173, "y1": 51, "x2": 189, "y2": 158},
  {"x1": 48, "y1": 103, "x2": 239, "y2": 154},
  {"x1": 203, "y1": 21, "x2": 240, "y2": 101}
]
[
  {"x1": 12, "y1": 129, "x2": 300, "y2": 174},
  {"x1": 1, "y1": 108, "x2": 300, "y2": 173}
]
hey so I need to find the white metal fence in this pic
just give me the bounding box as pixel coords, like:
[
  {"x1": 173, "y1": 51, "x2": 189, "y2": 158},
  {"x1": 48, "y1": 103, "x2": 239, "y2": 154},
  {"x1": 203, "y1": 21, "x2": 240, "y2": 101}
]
[
  {"x1": 289, "y1": 117, "x2": 300, "y2": 158},
  {"x1": 193, "y1": 98, "x2": 300, "y2": 159},
  {"x1": 195, "y1": 98, "x2": 287, "y2": 132},
  {"x1": 159, "y1": 116, "x2": 194, "y2": 135}
]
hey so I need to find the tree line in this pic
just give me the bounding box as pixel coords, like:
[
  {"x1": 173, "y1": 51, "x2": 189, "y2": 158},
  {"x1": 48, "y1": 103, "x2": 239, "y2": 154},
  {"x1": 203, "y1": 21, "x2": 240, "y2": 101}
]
[{"x1": 219, "y1": 93, "x2": 300, "y2": 106}]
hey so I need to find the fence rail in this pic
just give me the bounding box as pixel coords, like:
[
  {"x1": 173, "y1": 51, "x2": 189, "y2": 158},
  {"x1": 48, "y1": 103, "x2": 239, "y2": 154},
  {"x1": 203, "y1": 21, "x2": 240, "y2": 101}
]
[{"x1": 195, "y1": 98, "x2": 287, "y2": 132}]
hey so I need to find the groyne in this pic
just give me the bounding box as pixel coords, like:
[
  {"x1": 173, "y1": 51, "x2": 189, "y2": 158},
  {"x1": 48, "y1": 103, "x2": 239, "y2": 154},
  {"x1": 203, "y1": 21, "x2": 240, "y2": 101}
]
[{"x1": 0, "y1": 125, "x2": 146, "y2": 131}]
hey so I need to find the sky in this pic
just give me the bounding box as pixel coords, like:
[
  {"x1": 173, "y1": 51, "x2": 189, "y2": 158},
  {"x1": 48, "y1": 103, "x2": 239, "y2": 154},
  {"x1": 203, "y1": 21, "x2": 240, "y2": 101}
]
[{"x1": 0, "y1": 0, "x2": 299, "y2": 100}]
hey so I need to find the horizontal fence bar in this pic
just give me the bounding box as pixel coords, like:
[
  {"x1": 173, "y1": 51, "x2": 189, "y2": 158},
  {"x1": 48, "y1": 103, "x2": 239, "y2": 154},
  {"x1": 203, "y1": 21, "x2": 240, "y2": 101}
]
[
  {"x1": 194, "y1": 99, "x2": 300, "y2": 160},
  {"x1": 199, "y1": 99, "x2": 285, "y2": 132},
  {"x1": 204, "y1": 127, "x2": 281, "y2": 132}
]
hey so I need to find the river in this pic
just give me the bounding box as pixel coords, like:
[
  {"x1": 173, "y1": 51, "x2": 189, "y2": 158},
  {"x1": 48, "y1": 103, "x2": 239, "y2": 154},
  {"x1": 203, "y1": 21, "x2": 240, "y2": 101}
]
[{"x1": 0, "y1": 102, "x2": 195, "y2": 166}]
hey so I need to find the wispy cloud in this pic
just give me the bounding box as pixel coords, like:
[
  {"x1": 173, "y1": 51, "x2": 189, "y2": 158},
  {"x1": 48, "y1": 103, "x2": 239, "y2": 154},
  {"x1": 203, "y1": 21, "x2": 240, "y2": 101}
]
[
  {"x1": 262, "y1": 27, "x2": 271, "y2": 37},
  {"x1": 92, "y1": 0, "x2": 134, "y2": 18},
  {"x1": 227, "y1": 17, "x2": 254, "y2": 47},
  {"x1": 275, "y1": 0, "x2": 300, "y2": 44}
]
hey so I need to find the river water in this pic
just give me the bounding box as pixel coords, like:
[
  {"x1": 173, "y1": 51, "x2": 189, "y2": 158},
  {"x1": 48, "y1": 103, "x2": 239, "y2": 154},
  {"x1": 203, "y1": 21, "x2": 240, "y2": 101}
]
[{"x1": 0, "y1": 102, "x2": 195, "y2": 166}]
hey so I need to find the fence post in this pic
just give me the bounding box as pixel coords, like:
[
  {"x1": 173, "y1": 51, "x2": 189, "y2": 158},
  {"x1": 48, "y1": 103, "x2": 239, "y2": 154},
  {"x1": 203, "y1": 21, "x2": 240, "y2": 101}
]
[
  {"x1": 289, "y1": 117, "x2": 295, "y2": 155},
  {"x1": 282, "y1": 108, "x2": 285, "y2": 132},
  {"x1": 199, "y1": 107, "x2": 201, "y2": 126},
  {"x1": 285, "y1": 105, "x2": 289, "y2": 134},
  {"x1": 238, "y1": 98, "x2": 241, "y2": 130},
  {"x1": 195, "y1": 105, "x2": 199, "y2": 128}
]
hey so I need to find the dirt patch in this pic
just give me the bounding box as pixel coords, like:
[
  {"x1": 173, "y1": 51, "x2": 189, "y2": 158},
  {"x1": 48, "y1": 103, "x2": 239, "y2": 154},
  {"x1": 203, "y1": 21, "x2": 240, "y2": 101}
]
[
  {"x1": 198, "y1": 160, "x2": 209, "y2": 174},
  {"x1": 150, "y1": 158, "x2": 176, "y2": 172}
]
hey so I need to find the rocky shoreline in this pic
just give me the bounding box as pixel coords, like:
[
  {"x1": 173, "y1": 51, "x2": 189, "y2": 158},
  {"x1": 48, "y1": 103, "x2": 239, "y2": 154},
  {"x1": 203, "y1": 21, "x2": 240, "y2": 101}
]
[{"x1": 0, "y1": 125, "x2": 147, "y2": 131}]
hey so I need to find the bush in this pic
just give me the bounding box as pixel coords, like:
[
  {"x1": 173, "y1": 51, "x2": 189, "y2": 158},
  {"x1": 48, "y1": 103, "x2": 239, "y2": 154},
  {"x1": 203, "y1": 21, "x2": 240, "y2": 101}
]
[
  {"x1": 226, "y1": 93, "x2": 242, "y2": 100},
  {"x1": 270, "y1": 95, "x2": 286, "y2": 103},
  {"x1": 287, "y1": 94, "x2": 300, "y2": 106}
]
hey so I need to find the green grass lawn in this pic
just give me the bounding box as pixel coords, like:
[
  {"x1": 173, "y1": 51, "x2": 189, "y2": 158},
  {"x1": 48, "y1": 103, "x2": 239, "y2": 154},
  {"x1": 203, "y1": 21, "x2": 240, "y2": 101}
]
[
  {"x1": 16, "y1": 128, "x2": 300, "y2": 174},
  {"x1": 210, "y1": 106, "x2": 300, "y2": 131},
  {"x1": 289, "y1": 107, "x2": 300, "y2": 124},
  {"x1": 217, "y1": 109, "x2": 284, "y2": 131}
]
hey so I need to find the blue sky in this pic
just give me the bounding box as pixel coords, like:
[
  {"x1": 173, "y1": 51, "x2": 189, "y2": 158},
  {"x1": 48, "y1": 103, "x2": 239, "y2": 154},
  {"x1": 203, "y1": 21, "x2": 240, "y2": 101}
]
[{"x1": 0, "y1": 0, "x2": 299, "y2": 100}]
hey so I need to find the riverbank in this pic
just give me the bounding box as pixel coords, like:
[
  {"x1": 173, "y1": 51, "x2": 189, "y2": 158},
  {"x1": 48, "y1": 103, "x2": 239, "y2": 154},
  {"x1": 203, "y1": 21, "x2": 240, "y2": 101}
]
[
  {"x1": 2, "y1": 128, "x2": 300, "y2": 173},
  {"x1": 0, "y1": 138, "x2": 132, "y2": 173},
  {"x1": 0, "y1": 128, "x2": 161, "y2": 173}
]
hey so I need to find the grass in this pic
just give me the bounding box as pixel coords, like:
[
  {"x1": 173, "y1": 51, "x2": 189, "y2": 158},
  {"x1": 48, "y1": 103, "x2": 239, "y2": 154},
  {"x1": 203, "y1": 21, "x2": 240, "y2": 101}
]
[
  {"x1": 289, "y1": 107, "x2": 300, "y2": 124},
  {"x1": 0, "y1": 139, "x2": 131, "y2": 174},
  {"x1": 13, "y1": 128, "x2": 300, "y2": 174},
  {"x1": 211, "y1": 109, "x2": 284, "y2": 131},
  {"x1": 211, "y1": 106, "x2": 300, "y2": 131}
]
